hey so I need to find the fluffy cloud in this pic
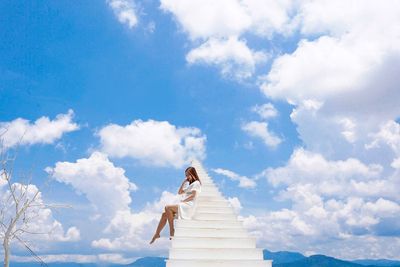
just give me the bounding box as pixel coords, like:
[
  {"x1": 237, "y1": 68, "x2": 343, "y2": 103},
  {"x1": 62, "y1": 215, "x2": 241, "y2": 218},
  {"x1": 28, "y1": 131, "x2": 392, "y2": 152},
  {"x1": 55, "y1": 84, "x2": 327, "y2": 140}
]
[
  {"x1": 45, "y1": 152, "x2": 186, "y2": 251},
  {"x1": 160, "y1": 0, "x2": 291, "y2": 79},
  {"x1": 228, "y1": 197, "x2": 243, "y2": 213},
  {"x1": 258, "y1": 148, "x2": 400, "y2": 200},
  {"x1": 251, "y1": 103, "x2": 278, "y2": 120},
  {"x1": 45, "y1": 152, "x2": 137, "y2": 220},
  {"x1": 107, "y1": 0, "x2": 138, "y2": 28},
  {"x1": 187, "y1": 36, "x2": 268, "y2": 80},
  {"x1": 241, "y1": 0, "x2": 295, "y2": 38},
  {"x1": 259, "y1": 0, "x2": 400, "y2": 162},
  {"x1": 241, "y1": 121, "x2": 282, "y2": 148},
  {"x1": 262, "y1": 35, "x2": 376, "y2": 103},
  {"x1": 240, "y1": 103, "x2": 281, "y2": 150},
  {"x1": 212, "y1": 168, "x2": 256, "y2": 189},
  {"x1": 391, "y1": 158, "x2": 400, "y2": 169},
  {"x1": 98, "y1": 119, "x2": 206, "y2": 168},
  {"x1": 0, "y1": 109, "x2": 79, "y2": 149},
  {"x1": 263, "y1": 0, "x2": 400, "y2": 102},
  {"x1": 160, "y1": 0, "x2": 250, "y2": 40},
  {"x1": 241, "y1": 198, "x2": 400, "y2": 259},
  {"x1": 160, "y1": 0, "x2": 294, "y2": 40},
  {"x1": 243, "y1": 148, "x2": 400, "y2": 258},
  {"x1": 366, "y1": 120, "x2": 400, "y2": 155}
]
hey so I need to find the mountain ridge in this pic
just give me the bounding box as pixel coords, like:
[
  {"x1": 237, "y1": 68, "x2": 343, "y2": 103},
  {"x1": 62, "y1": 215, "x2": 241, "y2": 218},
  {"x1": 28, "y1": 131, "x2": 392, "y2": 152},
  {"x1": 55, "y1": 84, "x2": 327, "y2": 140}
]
[{"x1": 10, "y1": 250, "x2": 400, "y2": 267}]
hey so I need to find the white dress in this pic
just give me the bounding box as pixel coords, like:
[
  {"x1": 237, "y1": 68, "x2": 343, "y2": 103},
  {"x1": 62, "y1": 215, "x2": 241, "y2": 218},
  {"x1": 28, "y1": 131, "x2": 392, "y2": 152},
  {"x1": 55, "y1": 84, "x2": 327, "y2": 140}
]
[{"x1": 176, "y1": 180, "x2": 202, "y2": 220}]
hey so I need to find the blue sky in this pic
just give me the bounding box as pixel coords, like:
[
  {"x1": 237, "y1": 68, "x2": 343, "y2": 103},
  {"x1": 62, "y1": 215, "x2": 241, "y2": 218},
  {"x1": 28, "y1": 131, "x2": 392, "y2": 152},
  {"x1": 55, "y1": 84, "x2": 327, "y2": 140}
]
[{"x1": 1, "y1": 0, "x2": 400, "y2": 264}]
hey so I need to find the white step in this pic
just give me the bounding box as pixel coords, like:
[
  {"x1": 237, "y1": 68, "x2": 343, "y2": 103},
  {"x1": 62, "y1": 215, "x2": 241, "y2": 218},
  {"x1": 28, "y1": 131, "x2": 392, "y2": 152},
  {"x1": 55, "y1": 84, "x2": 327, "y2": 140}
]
[
  {"x1": 194, "y1": 212, "x2": 237, "y2": 220},
  {"x1": 175, "y1": 219, "x2": 243, "y2": 229},
  {"x1": 171, "y1": 236, "x2": 257, "y2": 248},
  {"x1": 199, "y1": 191, "x2": 222, "y2": 197},
  {"x1": 175, "y1": 227, "x2": 249, "y2": 238},
  {"x1": 197, "y1": 200, "x2": 231, "y2": 207},
  {"x1": 201, "y1": 186, "x2": 219, "y2": 192},
  {"x1": 196, "y1": 206, "x2": 235, "y2": 213},
  {"x1": 168, "y1": 160, "x2": 272, "y2": 267},
  {"x1": 200, "y1": 191, "x2": 221, "y2": 196},
  {"x1": 197, "y1": 195, "x2": 226, "y2": 202},
  {"x1": 166, "y1": 259, "x2": 272, "y2": 267},
  {"x1": 169, "y1": 248, "x2": 264, "y2": 260}
]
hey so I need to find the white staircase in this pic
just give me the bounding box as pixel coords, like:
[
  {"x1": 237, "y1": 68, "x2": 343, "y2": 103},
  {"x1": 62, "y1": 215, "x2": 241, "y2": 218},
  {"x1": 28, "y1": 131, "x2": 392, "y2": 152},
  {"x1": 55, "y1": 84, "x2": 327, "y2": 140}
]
[{"x1": 166, "y1": 160, "x2": 272, "y2": 267}]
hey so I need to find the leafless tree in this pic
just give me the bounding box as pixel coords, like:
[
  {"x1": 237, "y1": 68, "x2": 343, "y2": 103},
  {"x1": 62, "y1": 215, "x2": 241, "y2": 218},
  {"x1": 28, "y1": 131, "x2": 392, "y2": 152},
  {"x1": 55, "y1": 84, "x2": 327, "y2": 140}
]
[{"x1": 0, "y1": 130, "x2": 71, "y2": 267}]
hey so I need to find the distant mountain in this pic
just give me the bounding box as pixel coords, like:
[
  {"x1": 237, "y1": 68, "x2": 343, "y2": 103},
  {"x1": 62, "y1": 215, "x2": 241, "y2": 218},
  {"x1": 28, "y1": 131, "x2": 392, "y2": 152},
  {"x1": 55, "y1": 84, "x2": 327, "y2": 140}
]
[
  {"x1": 274, "y1": 254, "x2": 365, "y2": 267},
  {"x1": 352, "y1": 259, "x2": 400, "y2": 266},
  {"x1": 10, "y1": 251, "x2": 400, "y2": 267},
  {"x1": 127, "y1": 256, "x2": 167, "y2": 267},
  {"x1": 263, "y1": 250, "x2": 400, "y2": 267},
  {"x1": 263, "y1": 249, "x2": 306, "y2": 264}
]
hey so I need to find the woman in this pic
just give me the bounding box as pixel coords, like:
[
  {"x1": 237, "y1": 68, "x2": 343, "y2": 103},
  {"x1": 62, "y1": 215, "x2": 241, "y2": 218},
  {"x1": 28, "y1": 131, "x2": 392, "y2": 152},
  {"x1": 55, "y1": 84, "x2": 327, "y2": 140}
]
[{"x1": 149, "y1": 166, "x2": 202, "y2": 244}]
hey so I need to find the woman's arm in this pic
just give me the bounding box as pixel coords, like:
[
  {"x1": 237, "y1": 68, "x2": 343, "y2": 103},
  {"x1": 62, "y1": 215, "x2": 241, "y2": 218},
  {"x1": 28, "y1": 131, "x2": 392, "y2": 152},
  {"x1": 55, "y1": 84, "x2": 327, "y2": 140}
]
[
  {"x1": 182, "y1": 191, "x2": 196, "y2": 202},
  {"x1": 178, "y1": 179, "x2": 188, "y2": 195}
]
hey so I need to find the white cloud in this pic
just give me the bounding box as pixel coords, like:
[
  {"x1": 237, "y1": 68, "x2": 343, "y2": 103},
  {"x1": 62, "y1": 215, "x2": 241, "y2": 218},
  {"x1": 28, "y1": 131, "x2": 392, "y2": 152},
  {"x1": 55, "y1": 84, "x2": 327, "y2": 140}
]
[
  {"x1": 228, "y1": 197, "x2": 243, "y2": 213},
  {"x1": 262, "y1": 35, "x2": 376, "y2": 103},
  {"x1": 241, "y1": 0, "x2": 296, "y2": 38},
  {"x1": 259, "y1": 148, "x2": 392, "y2": 198},
  {"x1": 262, "y1": 0, "x2": 400, "y2": 102},
  {"x1": 366, "y1": 120, "x2": 400, "y2": 155},
  {"x1": 391, "y1": 157, "x2": 400, "y2": 169},
  {"x1": 243, "y1": 147, "x2": 400, "y2": 258},
  {"x1": 241, "y1": 121, "x2": 282, "y2": 148},
  {"x1": 98, "y1": 119, "x2": 206, "y2": 168},
  {"x1": 258, "y1": 0, "x2": 400, "y2": 163},
  {"x1": 45, "y1": 151, "x2": 190, "y2": 252},
  {"x1": 212, "y1": 168, "x2": 256, "y2": 189},
  {"x1": 339, "y1": 117, "x2": 357, "y2": 143},
  {"x1": 187, "y1": 36, "x2": 268, "y2": 80},
  {"x1": 160, "y1": 0, "x2": 290, "y2": 79},
  {"x1": 107, "y1": 0, "x2": 138, "y2": 28},
  {"x1": 45, "y1": 152, "x2": 137, "y2": 220},
  {"x1": 240, "y1": 199, "x2": 400, "y2": 260},
  {"x1": 0, "y1": 109, "x2": 79, "y2": 149},
  {"x1": 241, "y1": 103, "x2": 281, "y2": 151},
  {"x1": 160, "y1": 0, "x2": 294, "y2": 40},
  {"x1": 160, "y1": 0, "x2": 251, "y2": 40},
  {"x1": 251, "y1": 103, "x2": 278, "y2": 120}
]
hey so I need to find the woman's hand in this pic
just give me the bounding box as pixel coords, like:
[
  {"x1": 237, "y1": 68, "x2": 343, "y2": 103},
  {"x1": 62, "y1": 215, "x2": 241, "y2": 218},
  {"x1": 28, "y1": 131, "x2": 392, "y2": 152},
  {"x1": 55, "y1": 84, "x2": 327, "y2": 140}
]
[{"x1": 178, "y1": 178, "x2": 188, "y2": 195}]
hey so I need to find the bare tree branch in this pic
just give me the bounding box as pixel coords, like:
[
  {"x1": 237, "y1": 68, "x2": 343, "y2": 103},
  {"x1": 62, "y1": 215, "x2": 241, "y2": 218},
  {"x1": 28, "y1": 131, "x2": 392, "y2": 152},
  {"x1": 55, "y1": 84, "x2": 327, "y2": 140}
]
[
  {"x1": 0, "y1": 133, "x2": 70, "y2": 267},
  {"x1": 14, "y1": 235, "x2": 49, "y2": 267}
]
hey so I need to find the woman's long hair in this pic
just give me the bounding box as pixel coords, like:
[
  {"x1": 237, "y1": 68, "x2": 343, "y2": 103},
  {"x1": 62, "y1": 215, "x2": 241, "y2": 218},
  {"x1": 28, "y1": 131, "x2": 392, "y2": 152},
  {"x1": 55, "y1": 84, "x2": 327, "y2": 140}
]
[{"x1": 185, "y1": 166, "x2": 202, "y2": 185}]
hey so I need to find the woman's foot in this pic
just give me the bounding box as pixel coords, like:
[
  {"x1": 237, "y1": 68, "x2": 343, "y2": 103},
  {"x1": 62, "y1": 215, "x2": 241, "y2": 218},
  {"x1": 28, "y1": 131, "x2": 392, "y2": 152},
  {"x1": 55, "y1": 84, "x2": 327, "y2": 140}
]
[
  {"x1": 149, "y1": 233, "x2": 160, "y2": 244},
  {"x1": 169, "y1": 228, "x2": 175, "y2": 240}
]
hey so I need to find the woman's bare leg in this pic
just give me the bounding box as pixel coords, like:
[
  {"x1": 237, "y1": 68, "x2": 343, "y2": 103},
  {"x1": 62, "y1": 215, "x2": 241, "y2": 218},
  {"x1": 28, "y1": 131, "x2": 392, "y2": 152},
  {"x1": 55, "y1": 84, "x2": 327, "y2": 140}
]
[
  {"x1": 149, "y1": 212, "x2": 167, "y2": 244},
  {"x1": 165, "y1": 205, "x2": 178, "y2": 239}
]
